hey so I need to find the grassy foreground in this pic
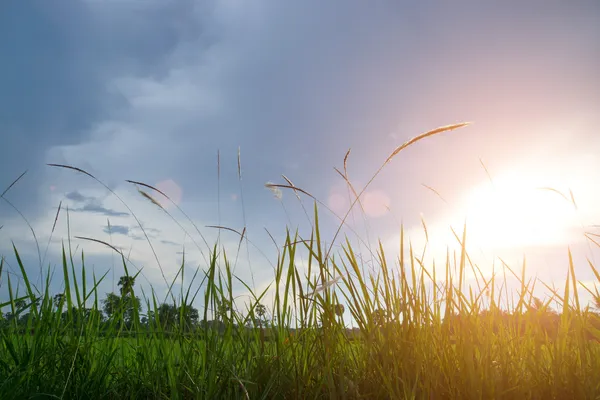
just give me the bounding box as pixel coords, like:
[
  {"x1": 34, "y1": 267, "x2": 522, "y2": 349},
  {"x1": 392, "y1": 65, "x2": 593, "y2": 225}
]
[{"x1": 2, "y1": 123, "x2": 600, "y2": 399}]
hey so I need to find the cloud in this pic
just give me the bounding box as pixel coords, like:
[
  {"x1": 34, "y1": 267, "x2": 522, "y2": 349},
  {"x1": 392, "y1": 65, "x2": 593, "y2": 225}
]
[
  {"x1": 0, "y1": 1, "x2": 203, "y2": 220},
  {"x1": 103, "y1": 225, "x2": 129, "y2": 236},
  {"x1": 0, "y1": 2, "x2": 120, "y2": 219},
  {"x1": 44, "y1": 2, "x2": 598, "y2": 225},
  {"x1": 62, "y1": 190, "x2": 130, "y2": 217},
  {"x1": 65, "y1": 191, "x2": 94, "y2": 203},
  {"x1": 73, "y1": 204, "x2": 129, "y2": 218}
]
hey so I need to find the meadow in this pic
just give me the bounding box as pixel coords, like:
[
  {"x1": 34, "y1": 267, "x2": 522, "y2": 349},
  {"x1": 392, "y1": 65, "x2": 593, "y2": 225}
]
[{"x1": 2, "y1": 123, "x2": 600, "y2": 399}]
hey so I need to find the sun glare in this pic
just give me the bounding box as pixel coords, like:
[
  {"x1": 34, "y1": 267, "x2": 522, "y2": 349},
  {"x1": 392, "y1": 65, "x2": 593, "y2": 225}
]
[{"x1": 456, "y1": 172, "x2": 580, "y2": 251}]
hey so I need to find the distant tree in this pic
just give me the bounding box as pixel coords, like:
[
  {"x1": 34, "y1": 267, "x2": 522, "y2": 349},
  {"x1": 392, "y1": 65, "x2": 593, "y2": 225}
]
[
  {"x1": 123, "y1": 296, "x2": 141, "y2": 329},
  {"x1": 117, "y1": 275, "x2": 140, "y2": 328},
  {"x1": 217, "y1": 298, "x2": 232, "y2": 322},
  {"x1": 254, "y1": 303, "x2": 268, "y2": 328},
  {"x1": 102, "y1": 291, "x2": 140, "y2": 329},
  {"x1": 178, "y1": 304, "x2": 199, "y2": 330},
  {"x1": 15, "y1": 299, "x2": 26, "y2": 311},
  {"x1": 5, "y1": 299, "x2": 36, "y2": 331},
  {"x1": 18, "y1": 312, "x2": 31, "y2": 327},
  {"x1": 54, "y1": 293, "x2": 65, "y2": 310},
  {"x1": 157, "y1": 302, "x2": 178, "y2": 330},
  {"x1": 146, "y1": 303, "x2": 199, "y2": 332},
  {"x1": 118, "y1": 276, "x2": 136, "y2": 297},
  {"x1": 64, "y1": 306, "x2": 103, "y2": 327},
  {"x1": 102, "y1": 293, "x2": 123, "y2": 319},
  {"x1": 256, "y1": 304, "x2": 267, "y2": 319}
]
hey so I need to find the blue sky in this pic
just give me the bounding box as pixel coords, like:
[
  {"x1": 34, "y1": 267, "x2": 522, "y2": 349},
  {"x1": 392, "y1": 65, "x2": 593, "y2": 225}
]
[{"x1": 1, "y1": 1, "x2": 600, "y2": 319}]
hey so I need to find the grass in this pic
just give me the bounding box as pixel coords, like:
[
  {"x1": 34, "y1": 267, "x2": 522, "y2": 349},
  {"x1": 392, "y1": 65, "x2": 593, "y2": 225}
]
[{"x1": 2, "y1": 122, "x2": 600, "y2": 399}]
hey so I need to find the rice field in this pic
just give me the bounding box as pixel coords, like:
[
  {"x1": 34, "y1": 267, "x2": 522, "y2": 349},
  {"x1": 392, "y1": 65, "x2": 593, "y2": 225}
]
[{"x1": 2, "y1": 123, "x2": 600, "y2": 399}]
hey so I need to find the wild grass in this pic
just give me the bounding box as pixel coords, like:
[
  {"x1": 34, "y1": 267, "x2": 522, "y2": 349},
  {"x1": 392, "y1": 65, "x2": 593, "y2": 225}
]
[{"x1": 2, "y1": 123, "x2": 600, "y2": 399}]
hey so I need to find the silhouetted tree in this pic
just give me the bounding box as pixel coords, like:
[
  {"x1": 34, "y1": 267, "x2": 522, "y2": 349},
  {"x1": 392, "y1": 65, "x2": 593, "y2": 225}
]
[
  {"x1": 102, "y1": 289, "x2": 141, "y2": 330},
  {"x1": 102, "y1": 293, "x2": 122, "y2": 319},
  {"x1": 54, "y1": 293, "x2": 65, "y2": 310},
  {"x1": 178, "y1": 304, "x2": 199, "y2": 331},
  {"x1": 157, "y1": 302, "x2": 177, "y2": 329},
  {"x1": 253, "y1": 303, "x2": 268, "y2": 328},
  {"x1": 118, "y1": 276, "x2": 136, "y2": 297}
]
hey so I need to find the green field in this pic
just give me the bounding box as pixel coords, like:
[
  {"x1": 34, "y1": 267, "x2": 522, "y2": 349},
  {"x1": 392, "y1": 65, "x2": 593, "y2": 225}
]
[{"x1": 2, "y1": 124, "x2": 600, "y2": 399}]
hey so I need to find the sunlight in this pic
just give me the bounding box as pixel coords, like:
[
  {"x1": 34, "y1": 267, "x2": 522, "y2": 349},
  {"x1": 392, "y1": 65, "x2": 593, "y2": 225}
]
[
  {"x1": 155, "y1": 179, "x2": 183, "y2": 208},
  {"x1": 362, "y1": 190, "x2": 391, "y2": 218},
  {"x1": 456, "y1": 170, "x2": 581, "y2": 251}
]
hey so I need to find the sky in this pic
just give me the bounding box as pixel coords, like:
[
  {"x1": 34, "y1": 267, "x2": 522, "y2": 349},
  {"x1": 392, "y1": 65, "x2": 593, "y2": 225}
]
[{"x1": 1, "y1": 1, "x2": 600, "y2": 321}]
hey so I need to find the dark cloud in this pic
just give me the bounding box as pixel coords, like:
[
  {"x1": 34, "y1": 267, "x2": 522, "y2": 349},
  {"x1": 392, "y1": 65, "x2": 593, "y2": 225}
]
[
  {"x1": 43, "y1": 0, "x2": 599, "y2": 230},
  {"x1": 65, "y1": 191, "x2": 93, "y2": 203},
  {"x1": 0, "y1": 1, "x2": 203, "y2": 219},
  {"x1": 103, "y1": 225, "x2": 129, "y2": 236},
  {"x1": 73, "y1": 204, "x2": 129, "y2": 218},
  {"x1": 0, "y1": 2, "x2": 110, "y2": 218},
  {"x1": 62, "y1": 190, "x2": 129, "y2": 218}
]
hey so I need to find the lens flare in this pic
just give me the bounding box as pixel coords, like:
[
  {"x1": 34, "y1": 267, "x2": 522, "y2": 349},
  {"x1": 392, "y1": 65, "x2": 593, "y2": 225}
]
[
  {"x1": 155, "y1": 179, "x2": 182, "y2": 208},
  {"x1": 362, "y1": 190, "x2": 391, "y2": 218}
]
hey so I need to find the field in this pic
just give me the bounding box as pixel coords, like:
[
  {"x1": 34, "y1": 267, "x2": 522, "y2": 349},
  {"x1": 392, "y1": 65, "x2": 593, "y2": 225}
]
[{"x1": 2, "y1": 124, "x2": 600, "y2": 399}]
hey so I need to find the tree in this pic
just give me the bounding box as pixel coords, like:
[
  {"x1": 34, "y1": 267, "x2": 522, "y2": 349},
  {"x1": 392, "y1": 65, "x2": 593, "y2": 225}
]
[
  {"x1": 102, "y1": 292, "x2": 141, "y2": 330},
  {"x1": 118, "y1": 276, "x2": 136, "y2": 297},
  {"x1": 123, "y1": 296, "x2": 141, "y2": 329},
  {"x1": 178, "y1": 304, "x2": 199, "y2": 331},
  {"x1": 65, "y1": 306, "x2": 103, "y2": 327},
  {"x1": 256, "y1": 304, "x2": 267, "y2": 319},
  {"x1": 254, "y1": 303, "x2": 268, "y2": 327},
  {"x1": 157, "y1": 302, "x2": 177, "y2": 330},
  {"x1": 146, "y1": 303, "x2": 199, "y2": 332},
  {"x1": 54, "y1": 293, "x2": 65, "y2": 310},
  {"x1": 15, "y1": 299, "x2": 26, "y2": 312},
  {"x1": 10, "y1": 299, "x2": 30, "y2": 330},
  {"x1": 217, "y1": 298, "x2": 232, "y2": 322},
  {"x1": 102, "y1": 293, "x2": 122, "y2": 319}
]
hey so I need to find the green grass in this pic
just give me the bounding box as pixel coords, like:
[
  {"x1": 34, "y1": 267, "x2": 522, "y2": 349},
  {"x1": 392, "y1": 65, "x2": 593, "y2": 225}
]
[{"x1": 2, "y1": 122, "x2": 600, "y2": 399}]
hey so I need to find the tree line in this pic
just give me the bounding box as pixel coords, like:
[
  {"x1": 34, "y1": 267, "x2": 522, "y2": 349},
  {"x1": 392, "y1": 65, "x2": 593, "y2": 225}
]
[{"x1": 0, "y1": 274, "x2": 276, "y2": 336}]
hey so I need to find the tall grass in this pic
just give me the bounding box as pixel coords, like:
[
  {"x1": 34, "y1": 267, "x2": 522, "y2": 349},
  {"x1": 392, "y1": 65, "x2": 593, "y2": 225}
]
[{"x1": 2, "y1": 123, "x2": 600, "y2": 399}]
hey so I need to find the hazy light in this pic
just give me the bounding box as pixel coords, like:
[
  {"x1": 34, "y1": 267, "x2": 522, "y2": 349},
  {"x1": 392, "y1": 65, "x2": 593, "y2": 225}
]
[
  {"x1": 362, "y1": 190, "x2": 391, "y2": 218},
  {"x1": 328, "y1": 193, "x2": 347, "y2": 217},
  {"x1": 155, "y1": 179, "x2": 183, "y2": 208},
  {"x1": 327, "y1": 188, "x2": 391, "y2": 219}
]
